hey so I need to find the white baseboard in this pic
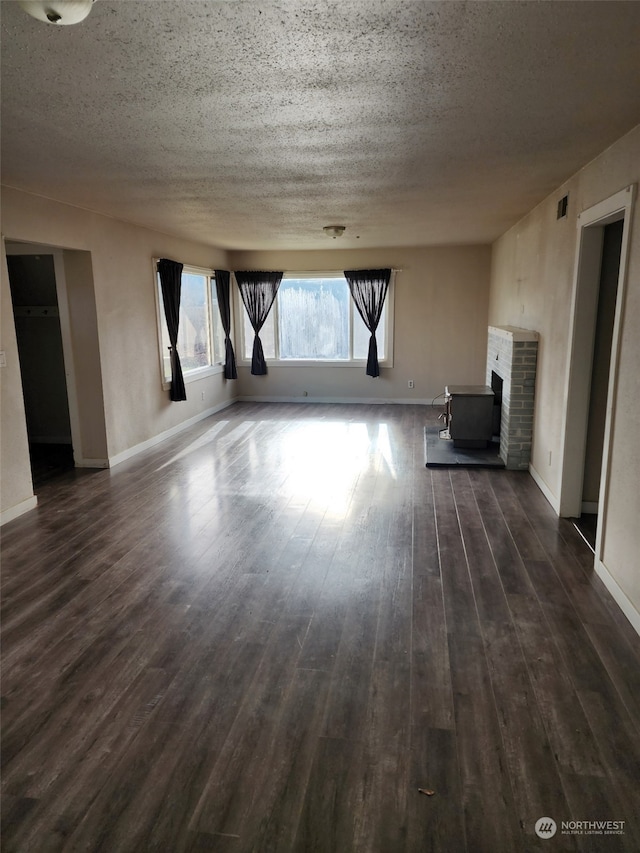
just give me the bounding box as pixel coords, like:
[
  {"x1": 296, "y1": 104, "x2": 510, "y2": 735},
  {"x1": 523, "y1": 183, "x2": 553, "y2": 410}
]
[
  {"x1": 528, "y1": 463, "x2": 561, "y2": 514},
  {"x1": 1, "y1": 495, "x2": 38, "y2": 526},
  {"x1": 528, "y1": 464, "x2": 638, "y2": 636},
  {"x1": 75, "y1": 458, "x2": 110, "y2": 469},
  {"x1": 108, "y1": 398, "x2": 237, "y2": 468},
  {"x1": 237, "y1": 395, "x2": 440, "y2": 406},
  {"x1": 528, "y1": 465, "x2": 598, "y2": 519},
  {"x1": 595, "y1": 558, "x2": 640, "y2": 637}
]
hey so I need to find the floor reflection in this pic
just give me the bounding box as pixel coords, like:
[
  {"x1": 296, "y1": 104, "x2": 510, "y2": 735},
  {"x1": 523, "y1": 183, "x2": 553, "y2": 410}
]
[
  {"x1": 263, "y1": 420, "x2": 397, "y2": 519},
  {"x1": 155, "y1": 410, "x2": 400, "y2": 526}
]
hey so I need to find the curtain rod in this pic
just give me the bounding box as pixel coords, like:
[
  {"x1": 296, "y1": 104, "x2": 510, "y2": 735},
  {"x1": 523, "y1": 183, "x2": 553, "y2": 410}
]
[
  {"x1": 305, "y1": 268, "x2": 402, "y2": 273},
  {"x1": 231, "y1": 268, "x2": 403, "y2": 274}
]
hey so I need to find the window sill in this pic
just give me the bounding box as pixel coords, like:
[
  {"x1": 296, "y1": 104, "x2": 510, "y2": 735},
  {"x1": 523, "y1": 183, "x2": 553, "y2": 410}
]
[
  {"x1": 237, "y1": 360, "x2": 393, "y2": 369},
  {"x1": 161, "y1": 363, "x2": 224, "y2": 390}
]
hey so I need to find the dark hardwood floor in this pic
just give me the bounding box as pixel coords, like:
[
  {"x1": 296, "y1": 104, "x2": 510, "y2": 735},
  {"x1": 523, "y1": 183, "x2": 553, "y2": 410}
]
[{"x1": 2, "y1": 402, "x2": 639, "y2": 852}]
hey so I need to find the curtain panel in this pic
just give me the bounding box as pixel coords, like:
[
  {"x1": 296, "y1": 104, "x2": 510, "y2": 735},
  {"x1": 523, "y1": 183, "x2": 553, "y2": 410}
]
[
  {"x1": 157, "y1": 258, "x2": 187, "y2": 401},
  {"x1": 215, "y1": 270, "x2": 237, "y2": 379},
  {"x1": 235, "y1": 271, "x2": 283, "y2": 375},
  {"x1": 344, "y1": 268, "x2": 391, "y2": 377}
]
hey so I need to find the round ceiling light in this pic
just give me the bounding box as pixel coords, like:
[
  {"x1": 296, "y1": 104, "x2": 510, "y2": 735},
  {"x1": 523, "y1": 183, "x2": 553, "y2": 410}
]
[
  {"x1": 18, "y1": 0, "x2": 95, "y2": 25},
  {"x1": 323, "y1": 225, "x2": 346, "y2": 239}
]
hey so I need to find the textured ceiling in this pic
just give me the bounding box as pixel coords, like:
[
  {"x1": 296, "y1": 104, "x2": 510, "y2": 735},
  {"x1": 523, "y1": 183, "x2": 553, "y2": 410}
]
[{"x1": 2, "y1": 0, "x2": 640, "y2": 250}]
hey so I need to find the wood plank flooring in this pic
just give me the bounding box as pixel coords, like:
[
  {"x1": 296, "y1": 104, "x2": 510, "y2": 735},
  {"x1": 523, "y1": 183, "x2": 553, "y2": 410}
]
[{"x1": 2, "y1": 402, "x2": 639, "y2": 852}]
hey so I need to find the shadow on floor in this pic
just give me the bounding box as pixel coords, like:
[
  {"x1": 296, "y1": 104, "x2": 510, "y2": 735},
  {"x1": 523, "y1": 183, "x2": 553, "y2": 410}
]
[{"x1": 29, "y1": 443, "x2": 75, "y2": 488}]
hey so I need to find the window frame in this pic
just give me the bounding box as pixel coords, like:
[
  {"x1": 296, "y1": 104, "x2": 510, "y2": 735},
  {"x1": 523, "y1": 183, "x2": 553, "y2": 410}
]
[
  {"x1": 235, "y1": 270, "x2": 394, "y2": 369},
  {"x1": 154, "y1": 261, "x2": 227, "y2": 389}
]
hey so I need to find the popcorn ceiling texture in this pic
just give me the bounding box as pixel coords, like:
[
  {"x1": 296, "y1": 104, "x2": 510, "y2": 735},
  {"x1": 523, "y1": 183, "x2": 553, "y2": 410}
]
[{"x1": 1, "y1": 0, "x2": 639, "y2": 250}]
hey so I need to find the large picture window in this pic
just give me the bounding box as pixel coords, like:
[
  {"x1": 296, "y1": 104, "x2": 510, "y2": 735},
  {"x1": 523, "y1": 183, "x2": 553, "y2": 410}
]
[
  {"x1": 156, "y1": 265, "x2": 225, "y2": 383},
  {"x1": 239, "y1": 272, "x2": 392, "y2": 366}
]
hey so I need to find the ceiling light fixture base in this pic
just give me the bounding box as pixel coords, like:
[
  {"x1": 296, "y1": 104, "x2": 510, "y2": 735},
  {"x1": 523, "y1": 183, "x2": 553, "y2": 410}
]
[
  {"x1": 18, "y1": 0, "x2": 95, "y2": 25},
  {"x1": 323, "y1": 225, "x2": 346, "y2": 239}
]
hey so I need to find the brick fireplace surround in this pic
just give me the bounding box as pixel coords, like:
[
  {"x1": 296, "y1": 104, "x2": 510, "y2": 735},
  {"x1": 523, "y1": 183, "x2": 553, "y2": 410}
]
[{"x1": 486, "y1": 326, "x2": 539, "y2": 470}]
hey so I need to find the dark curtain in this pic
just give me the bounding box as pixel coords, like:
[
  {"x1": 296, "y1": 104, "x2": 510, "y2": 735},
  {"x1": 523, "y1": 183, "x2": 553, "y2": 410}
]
[
  {"x1": 344, "y1": 268, "x2": 391, "y2": 377},
  {"x1": 235, "y1": 271, "x2": 283, "y2": 375},
  {"x1": 157, "y1": 257, "x2": 187, "y2": 401},
  {"x1": 215, "y1": 270, "x2": 237, "y2": 379}
]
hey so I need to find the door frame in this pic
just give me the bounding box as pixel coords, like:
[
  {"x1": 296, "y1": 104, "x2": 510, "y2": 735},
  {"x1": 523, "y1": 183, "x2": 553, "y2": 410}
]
[{"x1": 558, "y1": 185, "x2": 635, "y2": 571}]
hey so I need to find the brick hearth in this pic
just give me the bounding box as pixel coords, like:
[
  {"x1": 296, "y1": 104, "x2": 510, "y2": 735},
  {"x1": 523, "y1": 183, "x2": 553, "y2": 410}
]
[{"x1": 486, "y1": 326, "x2": 538, "y2": 470}]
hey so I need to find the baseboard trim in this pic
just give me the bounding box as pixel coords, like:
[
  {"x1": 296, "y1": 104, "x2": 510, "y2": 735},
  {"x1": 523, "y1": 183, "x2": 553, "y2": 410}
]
[
  {"x1": 108, "y1": 398, "x2": 237, "y2": 468},
  {"x1": 237, "y1": 395, "x2": 440, "y2": 406},
  {"x1": 528, "y1": 463, "x2": 561, "y2": 514},
  {"x1": 74, "y1": 458, "x2": 110, "y2": 469},
  {"x1": 595, "y1": 558, "x2": 640, "y2": 637},
  {"x1": 1, "y1": 495, "x2": 38, "y2": 526}
]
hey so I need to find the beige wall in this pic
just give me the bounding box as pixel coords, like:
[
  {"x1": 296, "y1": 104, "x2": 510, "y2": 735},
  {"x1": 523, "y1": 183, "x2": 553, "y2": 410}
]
[
  {"x1": 489, "y1": 124, "x2": 640, "y2": 625},
  {"x1": 1, "y1": 187, "x2": 234, "y2": 521},
  {"x1": 60, "y1": 249, "x2": 109, "y2": 462},
  {"x1": 230, "y1": 246, "x2": 491, "y2": 402},
  {"x1": 1, "y1": 243, "x2": 36, "y2": 521}
]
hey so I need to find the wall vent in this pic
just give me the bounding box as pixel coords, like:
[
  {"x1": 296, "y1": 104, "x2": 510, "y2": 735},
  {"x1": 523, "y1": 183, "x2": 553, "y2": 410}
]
[{"x1": 557, "y1": 194, "x2": 569, "y2": 219}]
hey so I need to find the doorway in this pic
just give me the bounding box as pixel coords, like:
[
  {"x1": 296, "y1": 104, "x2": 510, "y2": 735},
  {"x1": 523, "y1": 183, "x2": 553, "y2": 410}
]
[
  {"x1": 576, "y1": 220, "x2": 623, "y2": 549},
  {"x1": 559, "y1": 186, "x2": 634, "y2": 566},
  {"x1": 7, "y1": 252, "x2": 75, "y2": 486}
]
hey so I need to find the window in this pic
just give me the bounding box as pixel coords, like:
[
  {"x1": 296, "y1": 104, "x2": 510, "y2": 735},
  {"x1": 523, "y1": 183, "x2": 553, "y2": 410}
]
[
  {"x1": 240, "y1": 272, "x2": 392, "y2": 366},
  {"x1": 156, "y1": 265, "x2": 225, "y2": 383}
]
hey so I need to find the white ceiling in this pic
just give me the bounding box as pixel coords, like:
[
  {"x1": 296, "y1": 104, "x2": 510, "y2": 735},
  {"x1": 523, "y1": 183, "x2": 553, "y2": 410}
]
[{"x1": 2, "y1": 0, "x2": 640, "y2": 251}]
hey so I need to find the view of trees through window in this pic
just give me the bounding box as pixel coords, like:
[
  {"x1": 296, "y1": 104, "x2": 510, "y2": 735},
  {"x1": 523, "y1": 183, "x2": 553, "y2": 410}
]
[
  {"x1": 241, "y1": 275, "x2": 386, "y2": 362},
  {"x1": 279, "y1": 278, "x2": 349, "y2": 359},
  {"x1": 179, "y1": 273, "x2": 211, "y2": 371},
  {"x1": 157, "y1": 268, "x2": 224, "y2": 381}
]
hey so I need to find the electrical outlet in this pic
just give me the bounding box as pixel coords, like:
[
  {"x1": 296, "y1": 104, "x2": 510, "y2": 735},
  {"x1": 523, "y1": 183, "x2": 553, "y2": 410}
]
[{"x1": 408, "y1": 380, "x2": 414, "y2": 389}]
